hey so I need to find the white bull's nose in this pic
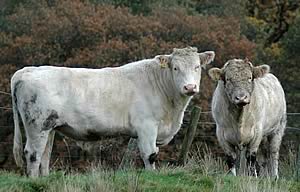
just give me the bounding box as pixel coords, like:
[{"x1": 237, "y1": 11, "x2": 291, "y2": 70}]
[
  {"x1": 183, "y1": 84, "x2": 197, "y2": 96},
  {"x1": 184, "y1": 84, "x2": 196, "y2": 91}
]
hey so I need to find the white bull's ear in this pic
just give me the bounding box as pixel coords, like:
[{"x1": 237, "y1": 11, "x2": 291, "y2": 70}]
[
  {"x1": 199, "y1": 51, "x2": 215, "y2": 67},
  {"x1": 253, "y1": 64, "x2": 270, "y2": 78},
  {"x1": 155, "y1": 55, "x2": 171, "y2": 68},
  {"x1": 208, "y1": 67, "x2": 223, "y2": 81}
]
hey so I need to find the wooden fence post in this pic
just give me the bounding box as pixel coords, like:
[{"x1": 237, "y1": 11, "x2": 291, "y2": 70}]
[
  {"x1": 119, "y1": 138, "x2": 138, "y2": 169},
  {"x1": 178, "y1": 106, "x2": 201, "y2": 165}
]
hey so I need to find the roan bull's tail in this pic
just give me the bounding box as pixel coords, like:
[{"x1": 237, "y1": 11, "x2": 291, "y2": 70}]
[{"x1": 11, "y1": 79, "x2": 24, "y2": 168}]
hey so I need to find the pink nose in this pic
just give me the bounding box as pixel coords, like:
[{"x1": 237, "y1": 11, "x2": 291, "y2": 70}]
[{"x1": 184, "y1": 84, "x2": 196, "y2": 93}]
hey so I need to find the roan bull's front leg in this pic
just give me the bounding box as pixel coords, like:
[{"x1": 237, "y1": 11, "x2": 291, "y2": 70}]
[{"x1": 224, "y1": 143, "x2": 261, "y2": 177}]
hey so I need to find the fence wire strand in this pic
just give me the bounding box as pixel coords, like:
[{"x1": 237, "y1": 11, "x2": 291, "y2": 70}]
[
  {"x1": 0, "y1": 113, "x2": 299, "y2": 169},
  {"x1": 0, "y1": 91, "x2": 11, "y2": 96}
]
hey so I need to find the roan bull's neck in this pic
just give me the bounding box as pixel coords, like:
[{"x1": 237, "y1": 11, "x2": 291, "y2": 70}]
[{"x1": 222, "y1": 86, "x2": 255, "y2": 146}]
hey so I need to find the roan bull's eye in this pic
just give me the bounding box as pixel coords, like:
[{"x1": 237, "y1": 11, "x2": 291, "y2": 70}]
[
  {"x1": 174, "y1": 67, "x2": 178, "y2": 71},
  {"x1": 248, "y1": 77, "x2": 252, "y2": 82}
]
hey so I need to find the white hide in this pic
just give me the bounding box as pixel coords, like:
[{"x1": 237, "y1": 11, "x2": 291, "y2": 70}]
[{"x1": 12, "y1": 47, "x2": 215, "y2": 177}]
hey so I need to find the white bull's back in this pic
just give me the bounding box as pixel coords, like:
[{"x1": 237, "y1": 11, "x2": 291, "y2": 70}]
[{"x1": 13, "y1": 66, "x2": 141, "y2": 138}]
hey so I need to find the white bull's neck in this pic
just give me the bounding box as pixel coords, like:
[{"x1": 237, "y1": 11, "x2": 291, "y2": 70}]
[
  {"x1": 145, "y1": 63, "x2": 192, "y2": 142},
  {"x1": 121, "y1": 59, "x2": 191, "y2": 114},
  {"x1": 149, "y1": 64, "x2": 190, "y2": 109}
]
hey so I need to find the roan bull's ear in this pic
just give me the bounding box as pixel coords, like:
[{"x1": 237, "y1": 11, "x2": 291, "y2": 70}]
[
  {"x1": 155, "y1": 55, "x2": 171, "y2": 68},
  {"x1": 208, "y1": 67, "x2": 223, "y2": 81},
  {"x1": 253, "y1": 64, "x2": 270, "y2": 79},
  {"x1": 199, "y1": 51, "x2": 215, "y2": 68}
]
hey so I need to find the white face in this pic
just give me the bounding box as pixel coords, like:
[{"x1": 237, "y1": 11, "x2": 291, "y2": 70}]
[
  {"x1": 170, "y1": 55, "x2": 201, "y2": 96},
  {"x1": 157, "y1": 48, "x2": 215, "y2": 97}
]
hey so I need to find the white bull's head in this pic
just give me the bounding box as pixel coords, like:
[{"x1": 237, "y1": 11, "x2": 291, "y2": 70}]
[{"x1": 156, "y1": 47, "x2": 215, "y2": 97}]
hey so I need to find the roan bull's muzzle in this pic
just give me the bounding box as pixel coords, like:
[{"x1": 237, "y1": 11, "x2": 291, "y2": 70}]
[
  {"x1": 183, "y1": 84, "x2": 198, "y2": 96},
  {"x1": 233, "y1": 91, "x2": 250, "y2": 107}
]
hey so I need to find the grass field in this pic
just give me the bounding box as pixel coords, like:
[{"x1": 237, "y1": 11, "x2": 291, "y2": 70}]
[{"x1": 0, "y1": 148, "x2": 299, "y2": 192}]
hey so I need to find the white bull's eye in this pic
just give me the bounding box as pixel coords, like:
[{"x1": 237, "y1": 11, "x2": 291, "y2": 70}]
[
  {"x1": 174, "y1": 67, "x2": 178, "y2": 71},
  {"x1": 195, "y1": 65, "x2": 200, "y2": 71}
]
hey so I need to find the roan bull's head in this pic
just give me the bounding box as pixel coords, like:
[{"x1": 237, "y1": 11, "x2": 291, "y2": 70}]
[
  {"x1": 208, "y1": 58, "x2": 270, "y2": 106},
  {"x1": 156, "y1": 47, "x2": 215, "y2": 97}
]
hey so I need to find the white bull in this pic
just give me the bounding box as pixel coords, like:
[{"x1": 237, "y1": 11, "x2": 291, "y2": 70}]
[{"x1": 12, "y1": 47, "x2": 215, "y2": 177}]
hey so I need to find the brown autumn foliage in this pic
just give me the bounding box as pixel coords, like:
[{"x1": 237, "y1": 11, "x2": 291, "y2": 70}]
[
  {"x1": 0, "y1": 0, "x2": 256, "y2": 106},
  {"x1": 0, "y1": 1, "x2": 255, "y2": 66},
  {"x1": 0, "y1": 0, "x2": 256, "y2": 169}
]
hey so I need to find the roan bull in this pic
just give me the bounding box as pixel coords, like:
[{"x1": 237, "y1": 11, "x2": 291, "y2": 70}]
[
  {"x1": 12, "y1": 47, "x2": 215, "y2": 177},
  {"x1": 208, "y1": 58, "x2": 286, "y2": 179}
]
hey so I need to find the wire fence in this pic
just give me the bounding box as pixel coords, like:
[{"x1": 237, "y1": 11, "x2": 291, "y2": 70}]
[
  {"x1": 0, "y1": 105, "x2": 299, "y2": 131},
  {"x1": 0, "y1": 90, "x2": 299, "y2": 170},
  {"x1": 0, "y1": 91, "x2": 10, "y2": 96}
]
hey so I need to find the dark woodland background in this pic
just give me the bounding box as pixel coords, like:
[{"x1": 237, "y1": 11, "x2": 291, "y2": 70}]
[{"x1": 0, "y1": 0, "x2": 299, "y2": 170}]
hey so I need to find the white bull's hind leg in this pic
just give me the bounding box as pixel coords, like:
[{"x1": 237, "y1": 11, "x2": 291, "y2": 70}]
[
  {"x1": 40, "y1": 130, "x2": 55, "y2": 176},
  {"x1": 24, "y1": 130, "x2": 50, "y2": 177},
  {"x1": 136, "y1": 121, "x2": 159, "y2": 170}
]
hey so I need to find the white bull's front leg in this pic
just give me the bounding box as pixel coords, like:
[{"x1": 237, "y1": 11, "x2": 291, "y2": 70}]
[{"x1": 136, "y1": 120, "x2": 159, "y2": 170}]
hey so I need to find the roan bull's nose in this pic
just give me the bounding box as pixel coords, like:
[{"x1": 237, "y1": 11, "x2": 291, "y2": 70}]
[
  {"x1": 234, "y1": 93, "x2": 250, "y2": 106},
  {"x1": 183, "y1": 84, "x2": 197, "y2": 96}
]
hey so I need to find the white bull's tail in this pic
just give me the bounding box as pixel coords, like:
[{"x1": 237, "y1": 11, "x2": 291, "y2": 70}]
[{"x1": 11, "y1": 79, "x2": 24, "y2": 168}]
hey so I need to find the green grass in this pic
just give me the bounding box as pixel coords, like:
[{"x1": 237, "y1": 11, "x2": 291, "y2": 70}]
[
  {"x1": 0, "y1": 167, "x2": 299, "y2": 192},
  {"x1": 0, "y1": 147, "x2": 299, "y2": 192}
]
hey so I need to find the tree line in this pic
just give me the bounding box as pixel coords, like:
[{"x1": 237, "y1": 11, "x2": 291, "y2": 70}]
[{"x1": 0, "y1": 0, "x2": 299, "y2": 154}]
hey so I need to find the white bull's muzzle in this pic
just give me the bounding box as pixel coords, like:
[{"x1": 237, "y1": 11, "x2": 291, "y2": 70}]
[{"x1": 183, "y1": 84, "x2": 198, "y2": 96}]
